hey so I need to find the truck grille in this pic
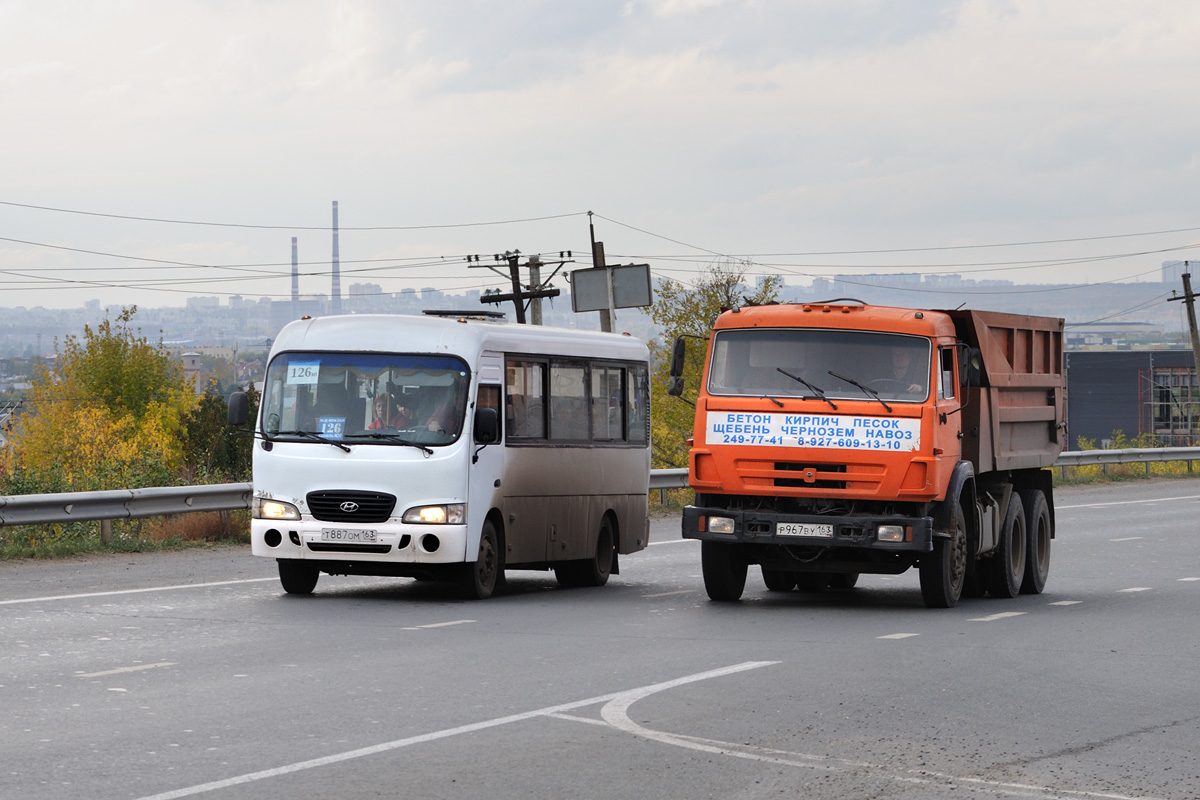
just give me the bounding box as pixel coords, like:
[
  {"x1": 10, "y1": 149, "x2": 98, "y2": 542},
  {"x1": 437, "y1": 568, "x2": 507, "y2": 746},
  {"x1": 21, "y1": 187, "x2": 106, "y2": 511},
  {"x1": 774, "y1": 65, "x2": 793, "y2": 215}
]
[
  {"x1": 306, "y1": 490, "x2": 396, "y2": 523},
  {"x1": 774, "y1": 462, "x2": 847, "y2": 490}
]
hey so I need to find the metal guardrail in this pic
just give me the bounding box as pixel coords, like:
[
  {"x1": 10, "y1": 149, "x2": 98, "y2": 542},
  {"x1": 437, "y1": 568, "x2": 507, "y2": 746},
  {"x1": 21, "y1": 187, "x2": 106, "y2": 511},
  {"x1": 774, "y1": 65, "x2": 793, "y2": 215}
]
[
  {"x1": 1, "y1": 448, "x2": 1197, "y2": 528},
  {"x1": 0, "y1": 484, "x2": 253, "y2": 528}
]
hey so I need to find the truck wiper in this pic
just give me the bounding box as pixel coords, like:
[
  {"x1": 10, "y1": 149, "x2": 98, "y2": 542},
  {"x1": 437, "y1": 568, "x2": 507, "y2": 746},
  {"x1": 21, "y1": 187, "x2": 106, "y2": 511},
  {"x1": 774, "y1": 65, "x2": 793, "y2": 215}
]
[
  {"x1": 828, "y1": 370, "x2": 892, "y2": 412},
  {"x1": 776, "y1": 368, "x2": 838, "y2": 410},
  {"x1": 344, "y1": 432, "x2": 434, "y2": 455},
  {"x1": 272, "y1": 429, "x2": 352, "y2": 453}
]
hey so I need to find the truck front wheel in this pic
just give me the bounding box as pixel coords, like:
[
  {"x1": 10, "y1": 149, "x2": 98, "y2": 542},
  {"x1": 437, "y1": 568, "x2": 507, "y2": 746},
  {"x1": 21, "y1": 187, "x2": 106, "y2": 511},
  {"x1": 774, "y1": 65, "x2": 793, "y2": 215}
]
[
  {"x1": 702, "y1": 541, "x2": 747, "y2": 601},
  {"x1": 919, "y1": 504, "x2": 967, "y2": 608}
]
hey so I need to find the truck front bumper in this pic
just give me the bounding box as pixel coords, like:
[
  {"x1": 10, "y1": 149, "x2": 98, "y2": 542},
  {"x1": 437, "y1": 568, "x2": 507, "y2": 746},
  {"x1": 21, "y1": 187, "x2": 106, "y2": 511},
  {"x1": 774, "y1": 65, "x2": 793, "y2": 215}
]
[{"x1": 681, "y1": 505, "x2": 934, "y2": 553}]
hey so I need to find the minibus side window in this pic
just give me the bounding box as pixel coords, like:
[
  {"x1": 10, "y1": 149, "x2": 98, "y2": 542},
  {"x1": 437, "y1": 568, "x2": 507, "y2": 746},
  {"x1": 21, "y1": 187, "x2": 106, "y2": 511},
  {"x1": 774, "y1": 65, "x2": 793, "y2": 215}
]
[{"x1": 506, "y1": 361, "x2": 546, "y2": 439}]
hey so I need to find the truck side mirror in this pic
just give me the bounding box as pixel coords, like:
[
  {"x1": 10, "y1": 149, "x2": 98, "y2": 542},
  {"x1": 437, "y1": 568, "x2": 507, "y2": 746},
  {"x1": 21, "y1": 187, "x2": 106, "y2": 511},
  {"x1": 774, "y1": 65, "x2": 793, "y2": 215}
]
[
  {"x1": 961, "y1": 348, "x2": 983, "y2": 387},
  {"x1": 474, "y1": 407, "x2": 500, "y2": 444},
  {"x1": 667, "y1": 337, "x2": 686, "y2": 397},
  {"x1": 228, "y1": 391, "x2": 249, "y2": 426}
]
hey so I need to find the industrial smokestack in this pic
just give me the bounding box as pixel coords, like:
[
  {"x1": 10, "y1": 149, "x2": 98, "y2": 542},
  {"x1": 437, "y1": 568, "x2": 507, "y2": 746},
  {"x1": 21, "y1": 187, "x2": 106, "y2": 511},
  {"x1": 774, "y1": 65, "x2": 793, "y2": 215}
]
[
  {"x1": 291, "y1": 237, "x2": 299, "y2": 321},
  {"x1": 331, "y1": 200, "x2": 342, "y2": 315}
]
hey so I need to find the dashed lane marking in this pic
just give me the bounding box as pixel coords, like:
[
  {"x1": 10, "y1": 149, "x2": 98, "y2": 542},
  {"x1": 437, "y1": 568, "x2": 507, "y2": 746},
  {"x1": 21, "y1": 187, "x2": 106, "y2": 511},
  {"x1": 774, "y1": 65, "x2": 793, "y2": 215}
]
[
  {"x1": 642, "y1": 590, "x2": 694, "y2": 598},
  {"x1": 968, "y1": 611, "x2": 1027, "y2": 622},
  {"x1": 399, "y1": 620, "x2": 475, "y2": 631},
  {"x1": 1119, "y1": 587, "x2": 1152, "y2": 593},
  {"x1": 877, "y1": 633, "x2": 920, "y2": 640},
  {"x1": 77, "y1": 662, "x2": 176, "y2": 679},
  {"x1": 1049, "y1": 600, "x2": 1083, "y2": 606},
  {"x1": 1110, "y1": 536, "x2": 1144, "y2": 542}
]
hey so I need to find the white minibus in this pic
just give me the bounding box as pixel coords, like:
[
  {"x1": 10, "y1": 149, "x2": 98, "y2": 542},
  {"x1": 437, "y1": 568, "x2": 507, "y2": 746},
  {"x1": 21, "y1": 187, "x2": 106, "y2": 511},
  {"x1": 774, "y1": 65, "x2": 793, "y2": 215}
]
[{"x1": 229, "y1": 311, "x2": 651, "y2": 599}]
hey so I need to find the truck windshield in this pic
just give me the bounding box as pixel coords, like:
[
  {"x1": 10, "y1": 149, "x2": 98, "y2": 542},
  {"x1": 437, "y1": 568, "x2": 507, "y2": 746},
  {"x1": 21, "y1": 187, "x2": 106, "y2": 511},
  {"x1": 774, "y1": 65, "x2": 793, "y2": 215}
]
[
  {"x1": 707, "y1": 329, "x2": 931, "y2": 403},
  {"x1": 260, "y1": 352, "x2": 471, "y2": 446}
]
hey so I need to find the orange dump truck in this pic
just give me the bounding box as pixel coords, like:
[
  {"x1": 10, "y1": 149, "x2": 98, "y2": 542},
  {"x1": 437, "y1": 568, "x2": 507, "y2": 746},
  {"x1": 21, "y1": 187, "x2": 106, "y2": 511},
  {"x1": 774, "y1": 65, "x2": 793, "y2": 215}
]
[{"x1": 670, "y1": 300, "x2": 1065, "y2": 608}]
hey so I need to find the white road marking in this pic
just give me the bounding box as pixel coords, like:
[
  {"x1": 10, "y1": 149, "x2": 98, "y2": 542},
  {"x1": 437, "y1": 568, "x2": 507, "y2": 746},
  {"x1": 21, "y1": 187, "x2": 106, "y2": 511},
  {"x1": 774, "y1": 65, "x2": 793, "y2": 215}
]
[
  {"x1": 131, "y1": 661, "x2": 777, "y2": 800},
  {"x1": 877, "y1": 633, "x2": 920, "y2": 640},
  {"x1": 968, "y1": 612, "x2": 1027, "y2": 622},
  {"x1": 599, "y1": 667, "x2": 1166, "y2": 800},
  {"x1": 1180, "y1": 577, "x2": 1200, "y2": 582},
  {"x1": 649, "y1": 538, "x2": 696, "y2": 546},
  {"x1": 1119, "y1": 587, "x2": 1152, "y2": 593},
  {"x1": 1110, "y1": 536, "x2": 1143, "y2": 542},
  {"x1": 641, "y1": 590, "x2": 694, "y2": 598},
  {"x1": 1049, "y1": 600, "x2": 1083, "y2": 606},
  {"x1": 0, "y1": 578, "x2": 277, "y2": 606},
  {"x1": 1057, "y1": 494, "x2": 1200, "y2": 510},
  {"x1": 77, "y1": 662, "x2": 176, "y2": 679},
  {"x1": 399, "y1": 620, "x2": 475, "y2": 631}
]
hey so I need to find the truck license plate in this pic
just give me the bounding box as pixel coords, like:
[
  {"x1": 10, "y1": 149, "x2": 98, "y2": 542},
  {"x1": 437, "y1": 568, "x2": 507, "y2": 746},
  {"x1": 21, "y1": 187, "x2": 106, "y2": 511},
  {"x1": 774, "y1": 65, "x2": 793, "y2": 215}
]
[
  {"x1": 320, "y1": 528, "x2": 378, "y2": 543},
  {"x1": 776, "y1": 522, "x2": 833, "y2": 538}
]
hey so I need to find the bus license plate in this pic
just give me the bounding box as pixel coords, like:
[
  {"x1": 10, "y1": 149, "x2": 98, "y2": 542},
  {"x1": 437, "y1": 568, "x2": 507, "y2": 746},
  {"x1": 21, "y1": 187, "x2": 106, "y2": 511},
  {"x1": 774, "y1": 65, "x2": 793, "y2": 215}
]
[
  {"x1": 776, "y1": 522, "x2": 833, "y2": 538},
  {"x1": 321, "y1": 528, "x2": 378, "y2": 543}
]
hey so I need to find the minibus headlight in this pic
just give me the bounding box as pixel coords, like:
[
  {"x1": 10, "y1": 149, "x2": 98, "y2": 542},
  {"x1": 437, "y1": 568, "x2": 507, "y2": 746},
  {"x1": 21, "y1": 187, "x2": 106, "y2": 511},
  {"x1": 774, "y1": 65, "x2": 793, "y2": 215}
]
[
  {"x1": 253, "y1": 498, "x2": 301, "y2": 521},
  {"x1": 707, "y1": 516, "x2": 736, "y2": 534},
  {"x1": 402, "y1": 504, "x2": 465, "y2": 525},
  {"x1": 877, "y1": 524, "x2": 904, "y2": 542}
]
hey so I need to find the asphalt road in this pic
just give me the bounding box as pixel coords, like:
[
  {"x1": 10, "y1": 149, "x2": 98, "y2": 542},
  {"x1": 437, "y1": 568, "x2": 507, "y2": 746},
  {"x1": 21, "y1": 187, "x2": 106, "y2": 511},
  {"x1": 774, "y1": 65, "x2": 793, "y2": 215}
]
[{"x1": 2, "y1": 479, "x2": 1199, "y2": 800}]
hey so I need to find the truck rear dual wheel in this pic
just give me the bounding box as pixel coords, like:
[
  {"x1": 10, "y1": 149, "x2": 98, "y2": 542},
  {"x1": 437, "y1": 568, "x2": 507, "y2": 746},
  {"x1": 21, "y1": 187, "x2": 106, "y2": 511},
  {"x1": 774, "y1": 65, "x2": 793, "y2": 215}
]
[
  {"x1": 702, "y1": 541, "x2": 748, "y2": 601},
  {"x1": 761, "y1": 567, "x2": 797, "y2": 592},
  {"x1": 985, "y1": 493, "x2": 1027, "y2": 598},
  {"x1": 1021, "y1": 489, "x2": 1051, "y2": 595},
  {"x1": 919, "y1": 504, "x2": 967, "y2": 608}
]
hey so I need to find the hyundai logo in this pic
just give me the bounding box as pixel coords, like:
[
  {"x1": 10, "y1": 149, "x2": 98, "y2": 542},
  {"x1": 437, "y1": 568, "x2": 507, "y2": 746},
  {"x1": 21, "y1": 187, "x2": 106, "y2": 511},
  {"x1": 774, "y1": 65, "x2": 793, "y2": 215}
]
[{"x1": 340, "y1": 501, "x2": 360, "y2": 513}]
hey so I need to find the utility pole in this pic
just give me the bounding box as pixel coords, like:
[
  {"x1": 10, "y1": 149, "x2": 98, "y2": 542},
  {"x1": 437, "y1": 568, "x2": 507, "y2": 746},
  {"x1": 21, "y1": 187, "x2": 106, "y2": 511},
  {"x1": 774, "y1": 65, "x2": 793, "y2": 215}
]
[
  {"x1": 1169, "y1": 261, "x2": 1200, "y2": 443},
  {"x1": 474, "y1": 250, "x2": 568, "y2": 324},
  {"x1": 589, "y1": 212, "x2": 614, "y2": 332}
]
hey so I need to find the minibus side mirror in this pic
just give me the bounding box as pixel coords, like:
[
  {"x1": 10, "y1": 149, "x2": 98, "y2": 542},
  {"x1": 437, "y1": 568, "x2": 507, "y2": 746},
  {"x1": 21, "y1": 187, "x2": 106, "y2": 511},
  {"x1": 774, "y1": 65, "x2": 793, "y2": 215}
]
[
  {"x1": 474, "y1": 407, "x2": 500, "y2": 445},
  {"x1": 228, "y1": 391, "x2": 249, "y2": 426},
  {"x1": 667, "y1": 337, "x2": 686, "y2": 397}
]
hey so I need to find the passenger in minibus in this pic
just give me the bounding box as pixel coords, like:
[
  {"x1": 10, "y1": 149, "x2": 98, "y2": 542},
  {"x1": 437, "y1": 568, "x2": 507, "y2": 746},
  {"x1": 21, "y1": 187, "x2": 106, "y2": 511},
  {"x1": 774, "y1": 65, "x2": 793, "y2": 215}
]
[{"x1": 369, "y1": 392, "x2": 409, "y2": 430}]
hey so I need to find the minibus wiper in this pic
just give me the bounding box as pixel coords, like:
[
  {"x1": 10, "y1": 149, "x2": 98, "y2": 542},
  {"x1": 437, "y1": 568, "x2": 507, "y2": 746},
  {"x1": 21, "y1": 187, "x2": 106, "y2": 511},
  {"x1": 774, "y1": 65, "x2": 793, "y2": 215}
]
[
  {"x1": 272, "y1": 429, "x2": 352, "y2": 453},
  {"x1": 344, "y1": 432, "x2": 434, "y2": 455},
  {"x1": 828, "y1": 370, "x2": 893, "y2": 412},
  {"x1": 776, "y1": 368, "x2": 837, "y2": 411}
]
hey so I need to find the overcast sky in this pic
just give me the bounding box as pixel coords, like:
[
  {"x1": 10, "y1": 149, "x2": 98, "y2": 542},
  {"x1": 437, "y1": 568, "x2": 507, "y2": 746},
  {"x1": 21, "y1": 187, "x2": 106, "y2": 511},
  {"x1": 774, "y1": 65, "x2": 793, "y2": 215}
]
[{"x1": 3, "y1": 0, "x2": 1199, "y2": 310}]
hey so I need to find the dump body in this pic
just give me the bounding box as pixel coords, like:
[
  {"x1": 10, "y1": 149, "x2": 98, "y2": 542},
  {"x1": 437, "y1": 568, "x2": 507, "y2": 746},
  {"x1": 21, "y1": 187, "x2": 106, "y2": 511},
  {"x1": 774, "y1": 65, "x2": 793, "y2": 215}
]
[
  {"x1": 679, "y1": 301, "x2": 1065, "y2": 608},
  {"x1": 947, "y1": 309, "x2": 1066, "y2": 472}
]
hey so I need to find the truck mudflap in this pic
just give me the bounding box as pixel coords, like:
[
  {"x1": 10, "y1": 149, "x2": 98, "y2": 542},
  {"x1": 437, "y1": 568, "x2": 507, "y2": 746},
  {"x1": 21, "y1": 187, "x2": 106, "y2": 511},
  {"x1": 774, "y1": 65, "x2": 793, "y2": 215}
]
[{"x1": 681, "y1": 505, "x2": 934, "y2": 552}]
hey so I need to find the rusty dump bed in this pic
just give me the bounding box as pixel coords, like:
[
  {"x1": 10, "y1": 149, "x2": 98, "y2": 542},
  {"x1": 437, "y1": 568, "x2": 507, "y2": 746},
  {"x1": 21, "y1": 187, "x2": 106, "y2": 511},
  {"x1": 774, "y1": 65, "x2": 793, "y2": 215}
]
[{"x1": 944, "y1": 309, "x2": 1065, "y2": 473}]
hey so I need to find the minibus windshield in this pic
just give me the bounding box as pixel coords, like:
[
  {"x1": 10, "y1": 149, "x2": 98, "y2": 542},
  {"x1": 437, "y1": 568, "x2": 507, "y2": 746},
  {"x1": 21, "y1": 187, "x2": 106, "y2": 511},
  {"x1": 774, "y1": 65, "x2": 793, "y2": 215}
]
[{"x1": 261, "y1": 352, "x2": 471, "y2": 446}]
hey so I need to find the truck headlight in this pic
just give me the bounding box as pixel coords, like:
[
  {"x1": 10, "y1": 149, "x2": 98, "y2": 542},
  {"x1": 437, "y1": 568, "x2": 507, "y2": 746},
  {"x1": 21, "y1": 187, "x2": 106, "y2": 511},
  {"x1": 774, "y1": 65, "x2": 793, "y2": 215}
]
[
  {"x1": 707, "y1": 516, "x2": 736, "y2": 534},
  {"x1": 877, "y1": 525, "x2": 904, "y2": 542},
  {"x1": 253, "y1": 497, "x2": 301, "y2": 520},
  {"x1": 402, "y1": 504, "x2": 465, "y2": 524}
]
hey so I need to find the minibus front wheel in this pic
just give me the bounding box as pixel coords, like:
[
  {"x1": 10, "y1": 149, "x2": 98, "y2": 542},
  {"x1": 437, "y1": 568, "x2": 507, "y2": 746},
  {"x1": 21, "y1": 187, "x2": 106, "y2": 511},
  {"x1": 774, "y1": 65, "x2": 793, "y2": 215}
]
[
  {"x1": 459, "y1": 520, "x2": 504, "y2": 600},
  {"x1": 278, "y1": 559, "x2": 319, "y2": 595}
]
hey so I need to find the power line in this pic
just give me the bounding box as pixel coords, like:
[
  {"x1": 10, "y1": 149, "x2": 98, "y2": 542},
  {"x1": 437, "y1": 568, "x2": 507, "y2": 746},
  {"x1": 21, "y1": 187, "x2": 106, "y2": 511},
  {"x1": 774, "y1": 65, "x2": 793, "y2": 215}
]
[{"x1": 0, "y1": 201, "x2": 587, "y2": 231}]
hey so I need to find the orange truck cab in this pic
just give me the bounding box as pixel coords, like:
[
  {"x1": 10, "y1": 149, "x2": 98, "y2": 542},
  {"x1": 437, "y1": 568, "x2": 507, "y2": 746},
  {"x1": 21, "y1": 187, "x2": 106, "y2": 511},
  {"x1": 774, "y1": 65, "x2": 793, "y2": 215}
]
[{"x1": 672, "y1": 299, "x2": 1064, "y2": 608}]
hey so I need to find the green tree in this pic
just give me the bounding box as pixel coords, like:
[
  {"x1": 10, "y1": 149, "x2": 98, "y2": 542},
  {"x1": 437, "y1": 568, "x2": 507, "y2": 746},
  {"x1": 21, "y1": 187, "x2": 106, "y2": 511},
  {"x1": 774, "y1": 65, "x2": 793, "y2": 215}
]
[
  {"x1": 182, "y1": 382, "x2": 259, "y2": 482},
  {"x1": 646, "y1": 259, "x2": 782, "y2": 469},
  {"x1": 3, "y1": 306, "x2": 197, "y2": 492}
]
